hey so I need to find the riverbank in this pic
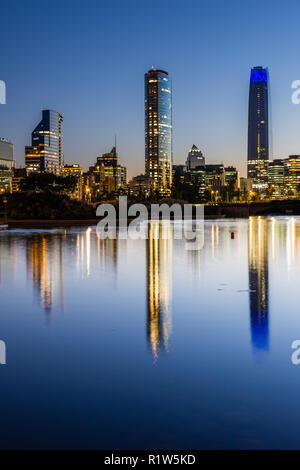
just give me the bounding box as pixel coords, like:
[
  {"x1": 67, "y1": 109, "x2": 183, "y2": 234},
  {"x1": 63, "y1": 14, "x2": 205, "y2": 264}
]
[
  {"x1": 206, "y1": 200, "x2": 300, "y2": 217},
  {"x1": 7, "y1": 214, "x2": 225, "y2": 228},
  {"x1": 3, "y1": 194, "x2": 300, "y2": 229}
]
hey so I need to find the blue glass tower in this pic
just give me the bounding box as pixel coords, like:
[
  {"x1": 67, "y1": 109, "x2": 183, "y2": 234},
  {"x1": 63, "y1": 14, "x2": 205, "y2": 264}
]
[
  {"x1": 145, "y1": 68, "x2": 172, "y2": 194},
  {"x1": 25, "y1": 109, "x2": 63, "y2": 174},
  {"x1": 247, "y1": 66, "x2": 269, "y2": 187}
]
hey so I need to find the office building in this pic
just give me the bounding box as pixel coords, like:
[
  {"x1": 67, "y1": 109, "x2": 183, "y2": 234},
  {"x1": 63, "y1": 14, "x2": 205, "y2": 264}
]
[
  {"x1": 205, "y1": 164, "x2": 225, "y2": 190},
  {"x1": 172, "y1": 165, "x2": 186, "y2": 184},
  {"x1": 61, "y1": 164, "x2": 83, "y2": 200},
  {"x1": 184, "y1": 146, "x2": 206, "y2": 197},
  {"x1": 129, "y1": 174, "x2": 154, "y2": 198},
  {"x1": 117, "y1": 165, "x2": 127, "y2": 192},
  {"x1": 185, "y1": 144, "x2": 205, "y2": 170},
  {"x1": 268, "y1": 159, "x2": 285, "y2": 196},
  {"x1": 96, "y1": 146, "x2": 118, "y2": 193},
  {"x1": 284, "y1": 155, "x2": 300, "y2": 196},
  {"x1": 145, "y1": 68, "x2": 172, "y2": 194},
  {"x1": 247, "y1": 66, "x2": 269, "y2": 188},
  {"x1": 12, "y1": 168, "x2": 27, "y2": 192},
  {"x1": 25, "y1": 109, "x2": 63, "y2": 174},
  {"x1": 0, "y1": 138, "x2": 14, "y2": 192},
  {"x1": 240, "y1": 177, "x2": 253, "y2": 193},
  {"x1": 225, "y1": 166, "x2": 240, "y2": 189}
]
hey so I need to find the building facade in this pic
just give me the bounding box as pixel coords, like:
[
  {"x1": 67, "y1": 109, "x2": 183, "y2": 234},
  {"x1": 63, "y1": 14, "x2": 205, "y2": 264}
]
[
  {"x1": 96, "y1": 146, "x2": 118, "y2": 193},
  {"x1": 184, "y1": 145, "x2": 206, "y2": 198},
  {"x1": 0, "y1": 138, "x2": 14, "y2": 192},
  {"x1": 117, "y1": 165, "x2": 127, "y2": 192},
  {"x1": 240, "y1": 177, "x2": 253, "y2": 193},
  {"x1": 12, "y1": 168, "x2": 27, "y2": 193},
  {"x1": 205, "y1": 164, "x2": 225, "y2": 190},
  {"x1": 25, "y1": 109, "x2": 63, "y2": 174},
  {"x1": 172, "y1": 165, "x2": 186, "y2": 185},
  {"x1": 268, "y1": 159, "x2": 285, "y2": 196},
  {"x1": 284, "y1": 155, "x2": 300, "y2": 196},
  {"x1": 225, "y1": 166, "x2": 240, "y2": 189},
  {"x1": 83, "y1": 147, "x2": 127, "y2": 200},
  {"x1": 61, "y1": 164, "x2": 83, "y2": 200},
  {"x1": 145, "y1": 68, "x2": 172, "y2": 194},
  {"x1": 247, "y1": 66, "x2": 269, "y2": 188},
  {"x1": 129, "y1": 174, "x2": 154, "y2": 198},
  {"x1": 185, "y1": 144, "x2": 205, "y2": 170}
]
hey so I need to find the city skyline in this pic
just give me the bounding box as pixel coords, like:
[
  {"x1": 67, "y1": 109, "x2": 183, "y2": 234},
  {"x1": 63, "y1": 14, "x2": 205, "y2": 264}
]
[
  {"x1": 4, "y1": 62, "x2": 300, "y2": 183},
  {"x1": 2, "y1": 0, "x2": 300, "y2": 179}
]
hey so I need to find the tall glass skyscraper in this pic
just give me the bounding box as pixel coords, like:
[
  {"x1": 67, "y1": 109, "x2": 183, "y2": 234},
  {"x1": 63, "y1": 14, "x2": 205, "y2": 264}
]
[
  {"x1": 145, "y1": 68, "x2": 172, "y2": 194},
  {"x1": 247, "y1": 66, "x2": 269, "y2": 188},
  {"x1": 25, "y1": 109, "x2": 63, "y2": 174}
]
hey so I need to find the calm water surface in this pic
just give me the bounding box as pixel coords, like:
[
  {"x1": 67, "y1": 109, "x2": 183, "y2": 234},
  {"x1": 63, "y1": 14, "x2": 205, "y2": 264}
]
[{"x1": 0, "y1": 217, "x2": 300, "y2": 449}]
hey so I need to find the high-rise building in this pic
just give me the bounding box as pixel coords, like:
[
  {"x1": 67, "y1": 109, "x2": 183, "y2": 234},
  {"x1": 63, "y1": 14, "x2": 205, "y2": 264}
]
[
  {"x1": 25, "y1": 109, "x2": 63, "y2": 174},
  {"x1": 184, "y1": 145, "x2": 206, "y2": 197},
  {"x1": 205, "y1": 164, "x2": 225, "y2": 190},
  {"x1": 247, "y1": 66, "x2": 269, "y2": 188},
  {"x1": 0, "y1": 138, "x2": 14, "y2": 192},
  {"x1": 225, "y1": 166, "x2": 240, "y2": 189},
  {"x1": 268, "y1": 159, "x2": 285, "y2": 196},
  {"x1": 145, "y1": 68, "x2": 172, "y2": 194},
  {"x1": 61, "y1": 164, "x2": 83, "y2": 200},
  {"x1": 86, "y1": 146, "x2": 127, "y2": 199},
  {"x1": 117, "y1": 165, "x2": 127, "y2": 192},
  {"x1": 185, "y1": 144, "x2": 205, "y2": 170},
  {"x1": 96, "y1": 146, "x2": 118, "y2": 193},
  {"x1": 12, "y1": 168, "x2": 27, "y2": 193},
  {"x1": 284, "y1": 155, "x2": 300, "y2": 195}
]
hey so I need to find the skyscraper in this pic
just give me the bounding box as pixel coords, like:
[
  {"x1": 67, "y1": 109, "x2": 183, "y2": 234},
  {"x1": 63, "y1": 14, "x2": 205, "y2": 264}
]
[
  {"x1": 185, "y1": 144, "x2": 205, "y2": 170},
  {"x1": 247, "y1": 66, "x2": 269, "y2": 188},
  {"x1": 0, "y1": 138, "x2": 14, "y2": 192},
  {"x1": 145, "y1": 68, "x2": 172, "y2": 194},
  {"x1": 96, "y1": 146, "x2": 120, "y2": 193},
  {"x1": 25, "y1": 109, "x2": 63, "y2": 174},
  {"x1": 185, "y1": 145, "x2": 206, "y2": 198}
]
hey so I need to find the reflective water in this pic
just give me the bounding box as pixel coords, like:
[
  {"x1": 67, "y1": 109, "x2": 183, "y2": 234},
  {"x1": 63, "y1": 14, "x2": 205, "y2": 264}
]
[{"x1": 0, "y1": 217, "x2": 300, "y2": 449}]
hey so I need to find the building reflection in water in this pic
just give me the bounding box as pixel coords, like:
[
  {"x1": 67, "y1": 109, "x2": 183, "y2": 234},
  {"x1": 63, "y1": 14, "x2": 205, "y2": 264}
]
[
  {"x1": 146, "y1": 222, "x2": 173, "y2": 359},
  {"x1": 26, "y1": 228, "x2": 119, "y2": 321},
  {"x1": 26, "y1": 234, "x2": 65, "y2": 319},
  {"x1": 248, "y1": 217, "x2": 269, "y2": 351}
]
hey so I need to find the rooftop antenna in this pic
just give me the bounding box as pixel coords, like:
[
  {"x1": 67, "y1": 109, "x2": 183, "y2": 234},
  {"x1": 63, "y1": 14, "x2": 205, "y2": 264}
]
[{"x1": 114, "y1": 134, "x2": 117, "y2": 152}]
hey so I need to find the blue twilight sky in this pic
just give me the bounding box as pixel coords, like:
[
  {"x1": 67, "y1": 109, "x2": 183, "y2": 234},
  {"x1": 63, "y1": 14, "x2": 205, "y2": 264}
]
[{"x1": 1, "y1": 0, "x2": 300, "y2": 178}]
